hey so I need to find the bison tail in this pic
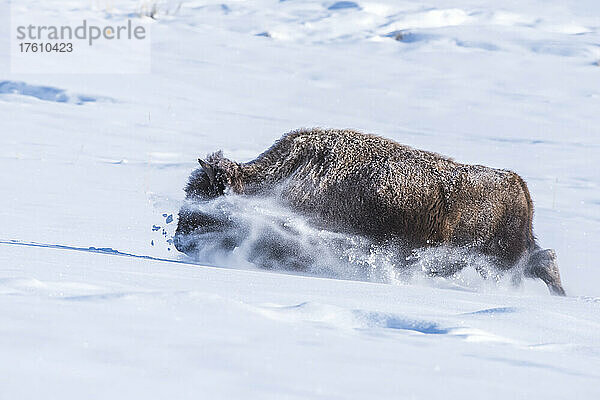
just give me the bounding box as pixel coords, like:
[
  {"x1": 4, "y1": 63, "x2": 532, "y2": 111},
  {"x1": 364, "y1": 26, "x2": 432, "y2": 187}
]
[
  {"x1": 513, "y1": 173, "x2": 536, "y2": 252},
  {"x1": 513, "y1": 173, "x2": 565, "y2": 295}
]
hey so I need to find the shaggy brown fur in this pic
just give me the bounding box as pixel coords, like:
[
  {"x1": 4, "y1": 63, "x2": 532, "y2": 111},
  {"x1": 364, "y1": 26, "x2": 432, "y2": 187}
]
[{"x1": 175, "y1": 128, "x2": 565, "y2": 295}]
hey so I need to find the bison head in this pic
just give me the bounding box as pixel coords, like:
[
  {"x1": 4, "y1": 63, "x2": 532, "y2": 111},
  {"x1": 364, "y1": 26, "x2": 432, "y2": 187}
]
[{"x1": 173, "y1": 159, "x2": 228, "y2": 255}]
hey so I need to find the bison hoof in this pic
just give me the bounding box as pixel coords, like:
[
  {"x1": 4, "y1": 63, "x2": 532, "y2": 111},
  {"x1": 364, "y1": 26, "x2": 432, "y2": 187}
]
[
  {"x1": 526, "y1": 248, "x2": 566, "y2": 296},
  {"x1": 549, "y1": 283, "x2": 566, "y2": 296}
]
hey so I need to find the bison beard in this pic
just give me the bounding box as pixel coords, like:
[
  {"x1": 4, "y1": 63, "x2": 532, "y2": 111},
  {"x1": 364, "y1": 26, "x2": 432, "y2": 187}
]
[{"x1": 174, "y1": 128, "x2": 565, "y2": 295}]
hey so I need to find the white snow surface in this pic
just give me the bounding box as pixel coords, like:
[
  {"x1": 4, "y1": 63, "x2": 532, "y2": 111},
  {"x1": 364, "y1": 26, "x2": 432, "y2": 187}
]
[{"x1": 1, "y1": 0, "x2": 600, "y2": 398}]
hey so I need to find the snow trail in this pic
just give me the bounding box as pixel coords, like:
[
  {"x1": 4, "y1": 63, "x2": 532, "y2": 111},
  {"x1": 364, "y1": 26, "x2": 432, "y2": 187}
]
[{"x1": 0, "y1": 239, "x2": 206, "y2": 267}]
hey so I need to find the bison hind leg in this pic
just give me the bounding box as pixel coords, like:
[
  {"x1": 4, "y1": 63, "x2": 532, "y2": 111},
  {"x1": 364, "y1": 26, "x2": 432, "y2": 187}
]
[{"x1": 525, "y1": 248, "x2": 566, "y2": 296}]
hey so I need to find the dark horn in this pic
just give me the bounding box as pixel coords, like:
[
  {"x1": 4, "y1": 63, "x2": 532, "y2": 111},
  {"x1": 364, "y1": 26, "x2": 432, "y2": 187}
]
[{"x1": 198, "y1": 159, "x2": 216, "y2": 185}]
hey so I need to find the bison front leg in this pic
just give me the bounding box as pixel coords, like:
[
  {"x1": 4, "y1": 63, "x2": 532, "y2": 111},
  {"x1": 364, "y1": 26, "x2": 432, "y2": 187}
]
[{"x1": 525, "y1": 248, "x2": 566, "y2": 296}]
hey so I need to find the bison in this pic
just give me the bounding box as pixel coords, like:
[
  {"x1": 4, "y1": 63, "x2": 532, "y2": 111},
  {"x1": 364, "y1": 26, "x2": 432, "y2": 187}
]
[{"x1": 174, "y1": 128, "x2": 565, "y2": 295}]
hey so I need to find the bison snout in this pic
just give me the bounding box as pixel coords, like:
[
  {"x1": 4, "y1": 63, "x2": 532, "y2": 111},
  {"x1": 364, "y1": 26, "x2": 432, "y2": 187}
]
[{"x1": 173, "y1": 232, "x2": 195, "y2": 255}]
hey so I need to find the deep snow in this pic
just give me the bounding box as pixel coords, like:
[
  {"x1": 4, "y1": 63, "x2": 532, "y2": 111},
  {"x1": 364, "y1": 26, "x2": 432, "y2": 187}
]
[{"x1": 1, "y1": 0, "x2": 599, "y2": 398}]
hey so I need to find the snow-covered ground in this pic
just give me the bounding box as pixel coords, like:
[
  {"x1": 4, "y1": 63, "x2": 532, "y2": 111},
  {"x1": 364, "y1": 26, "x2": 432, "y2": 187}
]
[{"x1": 1, "y1": 0, "x2": 599, "y2": 398}]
